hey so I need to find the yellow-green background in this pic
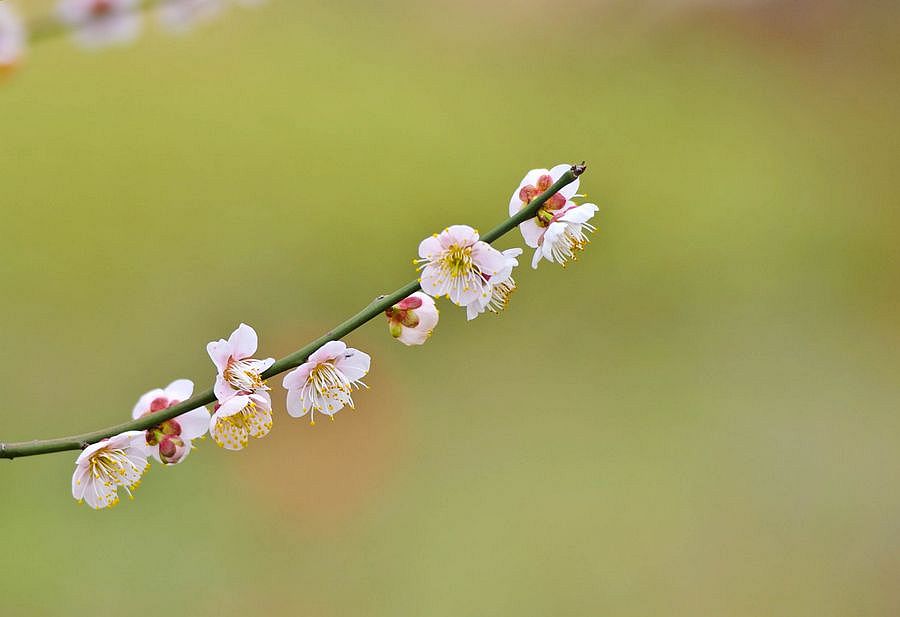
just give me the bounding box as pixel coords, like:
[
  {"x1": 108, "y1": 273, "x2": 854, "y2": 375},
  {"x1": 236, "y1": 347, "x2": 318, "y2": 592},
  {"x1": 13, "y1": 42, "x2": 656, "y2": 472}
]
[{"x1": 2, "y1": 1, "x2": 899, "y2": 615}]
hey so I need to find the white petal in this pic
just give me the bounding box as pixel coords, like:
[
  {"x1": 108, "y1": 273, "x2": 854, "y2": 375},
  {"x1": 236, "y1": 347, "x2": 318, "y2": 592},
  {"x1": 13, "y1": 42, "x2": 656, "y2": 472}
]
[
  {"x1": 335, "y1": 348, "x2": 371, "y2": 381},
  {"x1": 164, "y1": 379, "x2": 194, "y2": 402},
  {"x1": 177, "y1": 407, "x2": 211, "y2": 440},
  {"x1": 228, "y1": 323, "x2": 258, "y2": 359}
]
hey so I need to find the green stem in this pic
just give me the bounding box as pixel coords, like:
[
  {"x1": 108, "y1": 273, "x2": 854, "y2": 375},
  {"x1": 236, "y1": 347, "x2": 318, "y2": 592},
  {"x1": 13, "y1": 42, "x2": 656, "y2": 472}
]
[{"x1": 0, "y1": 163, "x2": 585, "y2": 460}]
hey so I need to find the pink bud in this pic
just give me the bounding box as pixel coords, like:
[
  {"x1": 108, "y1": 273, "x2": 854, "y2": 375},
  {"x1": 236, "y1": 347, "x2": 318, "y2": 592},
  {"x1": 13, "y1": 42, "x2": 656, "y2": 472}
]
[
  {"x1": 149, "y1": 397, "x2": 171, "y2": 412},
  {"x1": 519, "y1": 185, "x2": 538, "y2": 204},
  {"x1": 160, "y1": 419, "x2": 182, "y2": 436},
  {"x1": 158, "y1": 436, "x2": 188, "y2": 465},
  {"x1": 397, "y1": 295, "x2": 423, "y2": 310}
]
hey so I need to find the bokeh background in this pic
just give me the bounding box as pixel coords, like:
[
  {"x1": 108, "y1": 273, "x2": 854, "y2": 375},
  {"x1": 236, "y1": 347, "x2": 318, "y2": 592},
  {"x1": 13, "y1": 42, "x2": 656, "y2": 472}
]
[{"x1": 2, "y1": 0, "x2": 899, "y2": 615}]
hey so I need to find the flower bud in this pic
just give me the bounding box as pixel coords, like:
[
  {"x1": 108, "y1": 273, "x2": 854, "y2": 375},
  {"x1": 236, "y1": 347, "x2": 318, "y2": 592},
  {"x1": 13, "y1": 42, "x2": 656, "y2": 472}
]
[
  {"x1": 158, "y1": 435, "x2": 188, "y2": 465},
  {"x1": 386, "y1": 292, "x2": 439, "y2": 346}
]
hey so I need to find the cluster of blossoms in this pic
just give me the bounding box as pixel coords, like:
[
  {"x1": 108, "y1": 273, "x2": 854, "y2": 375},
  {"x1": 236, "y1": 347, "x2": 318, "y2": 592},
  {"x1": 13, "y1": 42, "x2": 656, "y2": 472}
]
[
  {"x1": 0, "y1": 0, "x2": 266, "y2": 77},
  {"x1": 71, "y1": 163, "x2": 599, "y2": 509}
]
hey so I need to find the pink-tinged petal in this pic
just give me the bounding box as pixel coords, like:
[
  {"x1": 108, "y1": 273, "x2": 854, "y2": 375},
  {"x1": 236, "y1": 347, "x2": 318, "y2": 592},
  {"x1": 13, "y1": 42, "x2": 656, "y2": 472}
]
[
  {"x1": 441, "y1": 224, "x2": 479, "y2": 248},
  {"x1": 419, "y1": 263, "x2": 447, "y2": 297},
  {"x1": 215, "y1": 395, "x2": 251, "y2": 418},
  {"x1": 75, "y1": 440, "x2": 109, "y2": 465},
  {"x1": 72, "y1": 464, "x2": 90, "y2": 501},
  {"x1": 418, "y1": 235, "x2": 443, "y2": 259},
  {"x1": 471, "y1": 242, "x2": 507, "y2": 275},
  {"x1": 250, "y1": 391, "x2": 272, "y2": 412},
  {"x1": 466, "y1": 302, "x2": 481, "y2": 321},
  {"x1": 531, "y1": 247, "x2": 543, "y2": 269},
  {"x1": 206, "y1": 339, "x2": 232, "y2": 372},
  {"x1": 283, "y1": 363, "x2": 312, "y2": 390},
  {"x1": 110, "y1": 430, "x2": 146, "y2": 450},
  {"x1": 164, "y1": 379, "x2": 193, "y2": 403},
  {"x1": 177, "y1": 407, "x2": 211, "y2": 440},
  {"x1": 286, "y1": 389, "x2": 306, "y2": 418},
  {"x1": 335, "y1": 348, "x2": 371, "y2": 381},
  {"x1": 518, "y1": 218, "x2": 545, "y2": 248},
  {"x1": 228, "y1": 323, "x2": 258, "y2": 359},
  {"x1": 131, "y1": 388, "x2": 165, "y2": 419},
  {"x1": 309, "y1": 340, "x2": 347, "y2": 364},
  {"x1": 214, "y1": 375, "x2": 237, "y2": 402}
]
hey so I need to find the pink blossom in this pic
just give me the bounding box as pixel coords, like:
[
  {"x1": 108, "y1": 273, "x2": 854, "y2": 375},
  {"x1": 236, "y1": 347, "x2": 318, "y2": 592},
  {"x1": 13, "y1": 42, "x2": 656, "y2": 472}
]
[
  {"x1": 71, "y1": 431, "x2": 149, "y2": 509},
  {"x1": 416, "y1": 225, "x2": 507, "y2": 309},
  {"x1": 207, "y1": 323, "x2": 274, "y2": 404},
  {"x1": 508, "y1": 164, "x2": 581, "y2": 249},
  {"x1": 282, "y1": 341, "x2": 370, "y2": 425},
  {"x1": 209, "y1": 391, "x2": 273, "y2": 450},
  {"x1": 131, "y1": 379, "x2": 210, "y2": 465}
]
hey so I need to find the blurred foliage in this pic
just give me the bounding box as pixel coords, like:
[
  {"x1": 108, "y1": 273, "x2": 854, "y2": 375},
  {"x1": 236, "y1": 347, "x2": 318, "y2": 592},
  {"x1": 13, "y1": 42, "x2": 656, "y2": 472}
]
[{"x1": 1, "y1": 1, "x2": 899, "y2": 615}]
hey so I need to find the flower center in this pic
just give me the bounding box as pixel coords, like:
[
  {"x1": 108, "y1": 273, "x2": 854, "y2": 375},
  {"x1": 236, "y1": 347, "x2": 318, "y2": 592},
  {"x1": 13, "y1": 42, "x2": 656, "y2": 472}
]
[
  {"x1": 212, "y1": 399, "x2": 272, "y2": 449},
  {"x1": 308, "y1": 362, "x2": 352, "y2": 397},
  {"x1": 89, "y1": 448, "x2": 143, "y2": 488},
  {"x1": 442, "y1": 245, "x2": 473, "y2": 278},
  {"x1": 224, "y1": 358, "x2": 265, "y2": 392}
]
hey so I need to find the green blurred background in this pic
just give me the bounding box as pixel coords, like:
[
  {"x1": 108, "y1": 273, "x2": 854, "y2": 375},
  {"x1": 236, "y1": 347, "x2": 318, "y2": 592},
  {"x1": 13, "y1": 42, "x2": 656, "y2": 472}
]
[{"x1": 2, "y1": 1, "x2": 899, "y2": 615}]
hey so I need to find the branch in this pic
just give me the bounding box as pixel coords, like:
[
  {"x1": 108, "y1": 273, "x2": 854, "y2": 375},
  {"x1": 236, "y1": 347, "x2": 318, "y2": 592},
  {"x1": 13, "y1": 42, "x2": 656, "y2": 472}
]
[{"x1": 0, "y1": 163, "x2": 586, "y2": 460}]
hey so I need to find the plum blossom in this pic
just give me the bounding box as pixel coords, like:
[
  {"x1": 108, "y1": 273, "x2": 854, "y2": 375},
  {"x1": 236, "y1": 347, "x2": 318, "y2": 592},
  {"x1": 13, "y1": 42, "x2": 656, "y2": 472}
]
[
  {"x1": 385, "y1": 291, "x2": 439, "y2": 345},
  {"x1": 57, "y1": 0, "x2": 142, "y2": 49},
  {"x1": 0, "y1": 3, "x2": 26, "y2": 74},
  {"x1": 533, "y1": 203, "x2": 599, "y2": 268},
  {"x1": 71, "y1": 431, "x2": 149, "y2": 509},
  {"x1": 209, "y1": 391, "x2": 273, "y2": 450},
  {"x1": 282, "y1": 341, "x2": 370, "y2": 425},
  {"x1": 508, "y1": 164, "x2": 598, "y2": 268},
  {"x1": 157, "y1": 0, "x2": 223, "y2": 34},
  {"x1": 466, "y1": 248, "x2": 523, "y2": 320},
  {"x1": 207, "y1": 323, "x2": 274, "y2": 403},
  {"x1": 131, "y1": 379, "x2": 210, "y2": 465},
  {"x1": 416, "y1": 225, "x2": 507, "y2": 310},
  {"x1": 509, "y1": 164, "x2": 580, "y2": 248}
]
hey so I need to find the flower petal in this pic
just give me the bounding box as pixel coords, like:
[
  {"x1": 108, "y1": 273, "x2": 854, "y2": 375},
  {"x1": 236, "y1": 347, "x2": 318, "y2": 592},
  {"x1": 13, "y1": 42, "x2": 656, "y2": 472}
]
[
  {"x1": 418, "y1": 235, "x2": 443, "y2": 259},
  {"x1": 177, "y1": 407, "x2": 211, "y2": 440},
  {"x1": 228, "y1": 323, "x2": 258, "y2": 359},
  {"x1": 471, "y1": 242, "x2": 506, "y2": 275},
  {"x1": 518, "y1": 218, "x2": 545, "y2": 248},
  {"x1": 335, "y1": 348, "x2": 371, "y2": 381},
  {"x1": 164, "y1": 379, "x2": 194, "y2": 403},
  {"x1": 441, "y1": 224, "x2": 479, "y2": 248},
  {"x1": 283, "y1": 363, "x2": 312, "y2": 390},
  {"x1": 286, "y1": 388, "x2": 306, "y2": 418},
  {"x1": 309, "y1": 340, "x2": 347, "y2": 364},
  {"x1": 206, "y1": 339, "x2": 231, "y2": 372}
]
